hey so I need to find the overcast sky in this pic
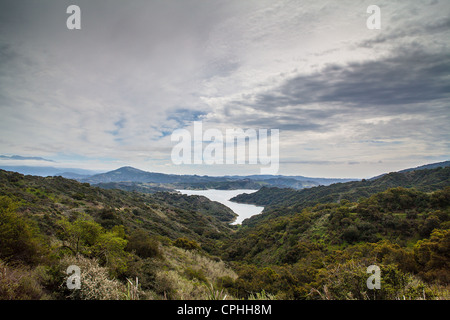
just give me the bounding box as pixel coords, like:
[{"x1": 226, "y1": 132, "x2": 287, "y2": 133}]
[{"x1": 0, "y1": 0, "x2": 449, "y2": 178}]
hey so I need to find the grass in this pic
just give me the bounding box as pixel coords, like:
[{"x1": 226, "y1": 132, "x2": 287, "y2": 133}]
[
  {"x1": 130, "y1": 244, "x2": 239, "y2": 300},
  {"x1": 204, "y1": 283, "x2": 228, "y2": 300},
  {"x1": 123, "y1": 277, "x2": 140, "y2": 300}
]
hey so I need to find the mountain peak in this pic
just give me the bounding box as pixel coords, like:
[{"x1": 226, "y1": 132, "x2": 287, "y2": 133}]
[{"x1": 111, "y1": 166, "x2": 148, "y2": 174}]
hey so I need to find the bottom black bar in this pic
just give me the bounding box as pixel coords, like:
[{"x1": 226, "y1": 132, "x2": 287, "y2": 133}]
[{"x1": 0, "y1": 300, "x2": 446, "y2": 319}]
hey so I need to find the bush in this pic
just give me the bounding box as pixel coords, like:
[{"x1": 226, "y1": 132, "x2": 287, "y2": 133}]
[
  {"x1": 126, "y1": 229, "x2": 161, "y2": 259},
  {"x1": 312, "y1": 260, "x2": 437, "y2": 300},
  {"x1": 0, "y1": 196, "x2": 45, "y2": 265},
  {"x1": 414, "y1": 229, "x2": 450, "y2": 283},
  {"x1": 173, "y1": 238, "x2": 200, "y2": 251},
  {"x1": 0, "y1": 260, "x2": 47, "y2": 300},
  {"x1": 59, "y1": 254, "x2": 124, "y2": 300},
  {"x1": 154, "y1": 270, "x2": 207, "y2": 300},
  {"x1": 184, "y1": 267, "x2": 208, "y2": 283}
]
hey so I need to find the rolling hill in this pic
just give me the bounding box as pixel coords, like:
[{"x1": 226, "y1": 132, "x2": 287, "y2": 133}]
[
  {"x1": 231, "y1": 165, "x2": 450, "y2": 226},
  {"x1": 80, "y1": 166, "x2": 354, "y2": 190},
  {"x1": 0, "y1": 164, "x2": 357, "y2": 190},
  {"x1": 0, "y1": 161, "x2": 449, "y2": 300}
]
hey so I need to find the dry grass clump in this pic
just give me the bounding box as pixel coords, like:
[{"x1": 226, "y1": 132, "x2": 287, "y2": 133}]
[
  {"x1": 154, "y1": 270, "x2": 207, "y2": 300},
  {"x1": 60, "y1": 254, "x2": 124, "y2": 300},
  {"x1": 163, "y1": 246, "x2": 237, "y2": 282},
  {"x1": 0, "y1": 260, "x2": 48, "y2": 300},
  {"x1": 152, "y1": 246, "x2": 238, "y2": 300}
]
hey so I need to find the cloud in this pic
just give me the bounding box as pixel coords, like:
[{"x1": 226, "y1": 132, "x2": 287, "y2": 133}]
[
  {"x1": 359, "y1": 16, "x2": 450, "y2": 48},
  {"x1": 231, "y1": 47, "x2": 450, "y2": 113},
  {"x1": 0, "y1": 155, "x2": 55, "y2": 162},
  {"x1": 0, "y1": 0, "x2": 448, "y2": 177}
]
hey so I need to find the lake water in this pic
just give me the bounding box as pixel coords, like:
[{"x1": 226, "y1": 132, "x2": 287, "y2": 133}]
[{"x1": 176, "y1": 189, "x2": 264, "y2": 225}]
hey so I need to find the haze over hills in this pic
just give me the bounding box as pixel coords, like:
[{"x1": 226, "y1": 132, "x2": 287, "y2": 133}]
[
  {"x1": 0, "y1": 165, "x2": 101, "y2": 178},
  {"x1": 1, "y1": 160, "x2": 449, "y2": 192},
  {"x1": 79, "y1": 166, "x2": 355, "y2": 191},
  {"x1": 0, "y1": 164, "x2": 355, "y2": 190}
]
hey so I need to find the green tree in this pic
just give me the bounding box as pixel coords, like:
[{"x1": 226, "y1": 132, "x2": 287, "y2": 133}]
[
  {"x1": 93, "y1": 227, "x2": 129, "y2": 277},
  {"x1": 420, "y1": 215, "x2": 441, "y2": 237},
  {"x1": 57, "y1": 216, "x2": 129, "y2": 277},
  {"x1": 414, "y1": 229, "x2": 450, "y2": 283},
  {"x1": 57, "y1": 215, "x2": 102, "y2": 255},
  {"x1": 0, "y1": 196, "x2": 44, "y2": 265},
  {"x1": 126, "y1": 229, "x2": 161, "y2": 258}
]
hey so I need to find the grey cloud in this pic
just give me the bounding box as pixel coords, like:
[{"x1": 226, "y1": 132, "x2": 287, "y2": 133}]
[
  {"x1": 0, "y1": 0, "x2": 448, "y2": 176},
  {"x1": 0, "y1": 155, "x2": 55, "y2": 162},
  {"x1": 279, "y1": 160, "x2": 380, "y2": 166},
  {"x1": 237, "y1": 47, "x2": 450, "y2": 112},
  {"x1": 240, "y1": 115, "x2": 326, "y2": 132},
  {"x1": 359, "y1": 16, "x2": 450, "y2": 48},
  {"x1": 214, "y1": 43, "x2": 450, "y2": 139}
]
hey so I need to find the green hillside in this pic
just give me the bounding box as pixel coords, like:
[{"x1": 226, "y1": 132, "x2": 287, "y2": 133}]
[
  {"x1": 0, "y1": 167, "x2": 449, "y2": 300},
  {"x1": 219, "y1": 185, "x2": 450, "y2": 299},
  {"x1": 232, "y1": 166, "x2": 450, "y2": 226},
  {"x1": 0, "y1": 170, "x2": 235, "y2": 246},
  {"x1": 0, "y1": 169, "x2": 240, "y2": 300}
]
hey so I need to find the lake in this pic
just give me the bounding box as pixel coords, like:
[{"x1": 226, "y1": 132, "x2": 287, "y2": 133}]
[{"x1": 176, "y1": 189, "x2": 264, "y2": 225}]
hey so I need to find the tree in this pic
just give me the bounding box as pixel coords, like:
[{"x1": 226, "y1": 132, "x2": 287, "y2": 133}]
[
  {"x1": 126, "y1": 229, "x2": 161, "y2": 258},
  {"x1": 93, "y1": 228, "x2": 129, "y2": 277},
  {"x1": 0, "y1": 196, "x2": 44, "y2": 265},
  {"x1": 57, "y1": 214, "x2": 102, "y2": 255},
  {"x1": 342, "y1": 225, "x2": 360, "y2": 243},
  {"x1": 56, "y1": 216, "x2": 129, "y2": 277},
  {"x1": 414, "y1": 229, "x2": 450, "y2": 283},
  {"x1": 420, "y1": 215, "x2": 441, "y2": 237}
]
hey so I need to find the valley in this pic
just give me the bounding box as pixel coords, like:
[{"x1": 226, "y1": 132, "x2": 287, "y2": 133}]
[
  {"x1": 0, "y1": 161, "x2": 449, "y2": 300},
  {"x1": 176, "y1": 189, "x2": 264, "y2": 225}
]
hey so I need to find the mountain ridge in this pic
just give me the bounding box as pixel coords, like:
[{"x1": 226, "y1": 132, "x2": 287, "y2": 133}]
[
  {"x1": 79, "y1": 166, "x2": 356, "y2": 190},
  {"x1": 369, "y1": 160, "x2": 450, "y2": 180},
  {"x1": 231, "y1": 165, "x2": 450, "y2": 226},
  {"x1": 1, "y1": 160, "x2": 448, "y2": 191}
]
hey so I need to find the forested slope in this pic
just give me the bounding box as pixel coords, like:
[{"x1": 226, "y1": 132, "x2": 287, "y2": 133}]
[
  {"x1": 232, "y1": 166, "x2": 450, "y2": 226},
  {"x1": 0, "y1": 167, "x2": 448, "y2": 300}
]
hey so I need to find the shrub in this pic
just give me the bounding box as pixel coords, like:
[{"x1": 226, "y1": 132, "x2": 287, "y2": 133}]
[
  {"x1": 342, "y1": 225, "x2": 360, "y2": 243},
  {"x1": 414, "y1": 229, "x2": 450, "y2": 283},
  {"x1": 184, "y1": 267, "x2": 208, "y2": 283},
  {"x1": 60, "y1": 254, "x2": 124, "y2": 300},
  {"x1": 312, "y1": 260, "x2": 438, "y2": 300},
  {"x1": 0, "y1": 260, "x2": 47, "y2": 300},
  {"x1": 173, "y1": 238, "x2": 200, "y2": 251},
  {"x1": 126, "y1": 229, "x2": 161, "y2": 259},
  {"x1": 0, "y1": 196, "x2": 45, "y2": 265}
]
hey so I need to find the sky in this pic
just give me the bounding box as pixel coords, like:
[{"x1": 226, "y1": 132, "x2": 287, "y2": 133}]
[{"x1": 0, "y1": 0, "x2": 449, "y2": 178}]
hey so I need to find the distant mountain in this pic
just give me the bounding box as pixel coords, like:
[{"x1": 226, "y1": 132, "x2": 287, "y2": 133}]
[
  {"x1": 0, "y1": 155, "x2": 55, "y2": 162},
  {"x1": 81, "y1": 166, "x2": 357, "y2": 191},
  {"x1": 370, "y1": 160, "x2": 450, "y2": 180},
  {"x1": 82, "y1": 166, "x2": 230, "y2": 184},
  {"x1": 225, "y1": 174, "x2": 354, "y2": 185},
  {"x1": 0, "y1": 164, "x2": 358, "y2": 191},
  {"x1": 0, "y1": 165, "x2": 101, "y2": 178},
  {"x1": 95, "y1": 181, "x2": 174, "y2": 194}
]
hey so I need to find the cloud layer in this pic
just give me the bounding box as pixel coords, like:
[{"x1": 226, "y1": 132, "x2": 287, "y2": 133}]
[{"x1": 0, "y1": 0, "x2": 449, "y2": 177}]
